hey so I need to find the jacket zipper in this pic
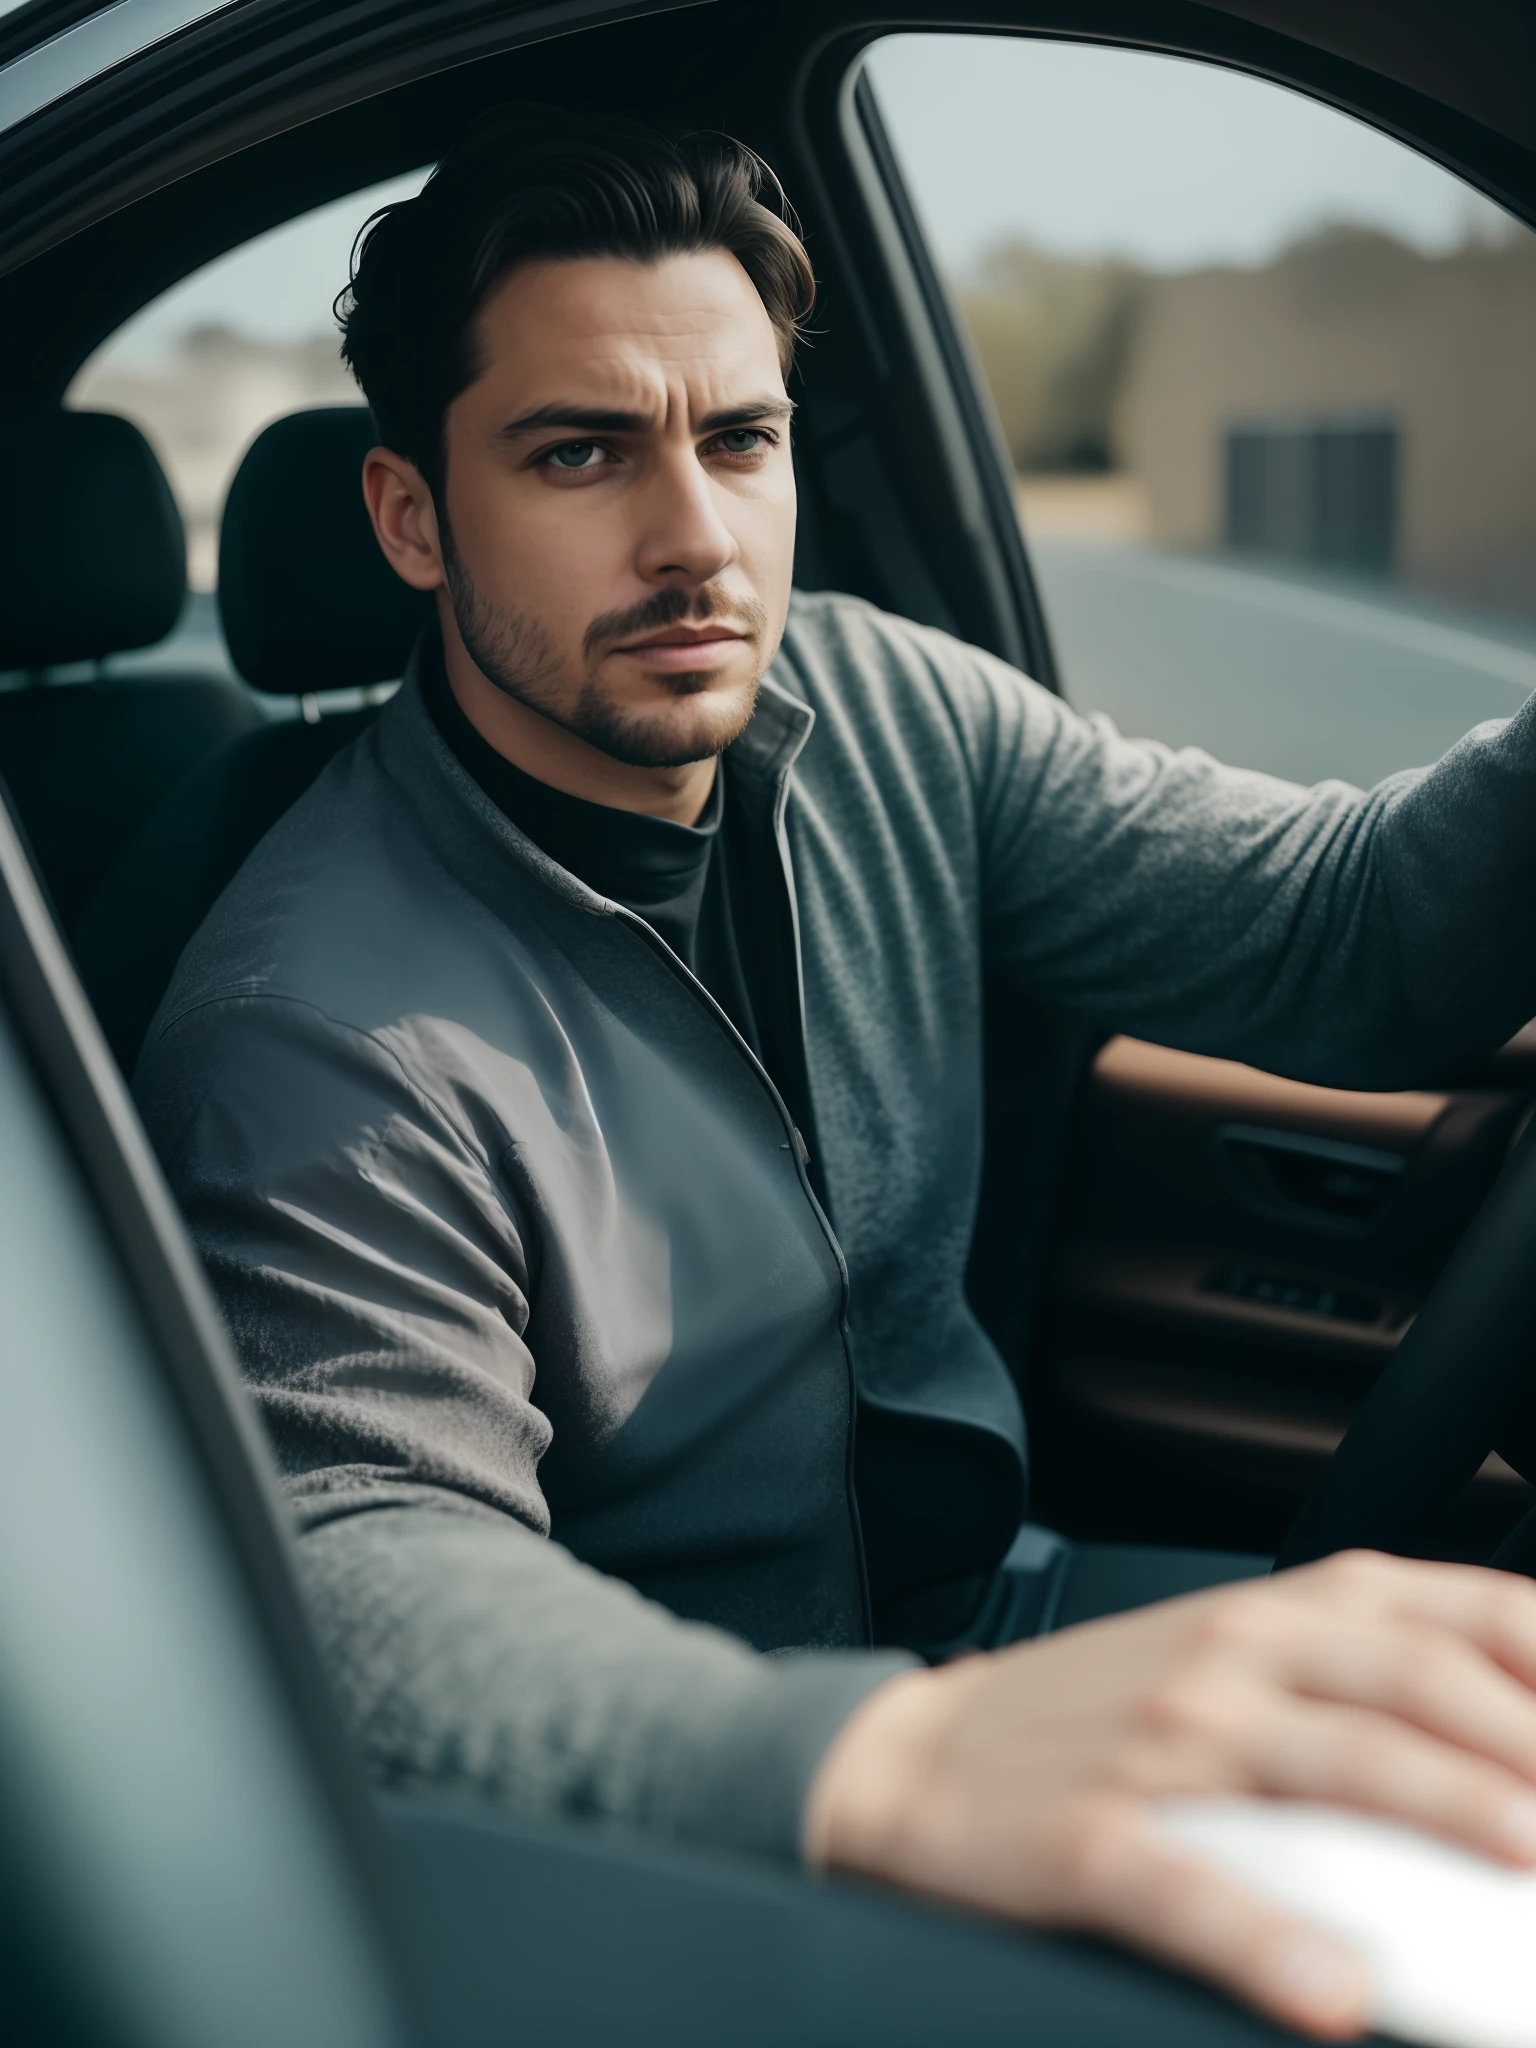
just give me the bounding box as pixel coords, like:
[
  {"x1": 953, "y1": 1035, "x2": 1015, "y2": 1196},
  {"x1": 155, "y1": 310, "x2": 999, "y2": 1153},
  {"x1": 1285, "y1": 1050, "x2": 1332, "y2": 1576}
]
[{"x1": 604, "y1": 893, "x2": 875, "y2": 1645}]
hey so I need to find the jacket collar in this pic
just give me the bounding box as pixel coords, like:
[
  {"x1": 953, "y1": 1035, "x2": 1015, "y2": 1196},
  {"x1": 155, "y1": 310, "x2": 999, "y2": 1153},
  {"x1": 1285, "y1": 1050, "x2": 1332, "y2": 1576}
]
[
  {"x1": 373, "y1": 627, "x2": 815, "y2": 919},
  {"x1": 725, "y1": 648, "x2": 817, "y2": 799}
]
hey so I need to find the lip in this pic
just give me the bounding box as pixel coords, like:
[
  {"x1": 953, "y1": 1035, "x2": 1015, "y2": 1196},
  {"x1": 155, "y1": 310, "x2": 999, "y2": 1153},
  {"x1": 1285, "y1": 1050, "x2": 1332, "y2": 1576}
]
[
  {"x1": 610, "y1": 625, "x2": 749, "y2": 670},
  {"x1": 613, "y1": 625, "x2": 747, "y2": 652}
]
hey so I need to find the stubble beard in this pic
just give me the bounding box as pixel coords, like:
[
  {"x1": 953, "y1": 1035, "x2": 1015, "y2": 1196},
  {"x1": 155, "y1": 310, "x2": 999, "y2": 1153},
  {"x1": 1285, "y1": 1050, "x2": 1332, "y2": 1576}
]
[{"x1": 442, "y1": 540, "x2": 767, "y2": 771}]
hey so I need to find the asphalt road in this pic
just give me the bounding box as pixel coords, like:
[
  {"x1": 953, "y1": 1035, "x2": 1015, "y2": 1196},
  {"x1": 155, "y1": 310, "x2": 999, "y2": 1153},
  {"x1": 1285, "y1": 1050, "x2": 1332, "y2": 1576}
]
[{"x1": 1028, "y1": 539, "x2": 1536, "y2": 790}]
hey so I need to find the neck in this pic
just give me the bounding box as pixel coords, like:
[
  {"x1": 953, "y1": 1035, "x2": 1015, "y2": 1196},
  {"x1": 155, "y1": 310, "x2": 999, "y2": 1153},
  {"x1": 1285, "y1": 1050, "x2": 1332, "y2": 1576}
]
[{"x1": 438, "y1": 612, "x2": 717, "y2": 826}]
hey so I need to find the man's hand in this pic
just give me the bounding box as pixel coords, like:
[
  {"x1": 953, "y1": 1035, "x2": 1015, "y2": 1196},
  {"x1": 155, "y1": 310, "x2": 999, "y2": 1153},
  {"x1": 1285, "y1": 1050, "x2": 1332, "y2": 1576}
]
[{"x1": 804, "y1": 1551, "x2": 1536, "y2": 2038}]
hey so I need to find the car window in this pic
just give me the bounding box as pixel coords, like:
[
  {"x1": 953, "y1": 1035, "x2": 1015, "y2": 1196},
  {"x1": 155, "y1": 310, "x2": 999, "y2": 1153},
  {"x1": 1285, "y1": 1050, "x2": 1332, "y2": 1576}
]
[
  {"x1": 68, "y1": 168, "x2": 426, "y2": 620},
  {"x1": 866, "y1": 36, "x2": 1536, "y2": 787}
]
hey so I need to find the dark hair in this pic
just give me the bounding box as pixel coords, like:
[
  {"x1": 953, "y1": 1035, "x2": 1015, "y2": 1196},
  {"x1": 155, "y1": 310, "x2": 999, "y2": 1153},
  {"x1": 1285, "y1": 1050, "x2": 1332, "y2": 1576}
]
[{"x1": 337, "y1": 106, "x2": 814, "y2": 493}]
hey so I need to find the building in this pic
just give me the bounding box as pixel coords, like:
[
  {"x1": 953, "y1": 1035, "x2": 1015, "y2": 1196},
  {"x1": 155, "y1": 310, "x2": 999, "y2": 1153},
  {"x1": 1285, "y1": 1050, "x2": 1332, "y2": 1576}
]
[{"x1": 1115, "y1": 228, "x2": 1536, "y2": 619}]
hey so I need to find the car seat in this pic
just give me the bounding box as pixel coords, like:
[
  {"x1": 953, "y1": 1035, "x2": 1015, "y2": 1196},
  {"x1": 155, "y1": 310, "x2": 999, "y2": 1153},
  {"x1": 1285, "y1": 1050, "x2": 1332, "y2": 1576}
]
[
  {"x1": 74, "y1": 406, "x2": 432, "y2": 1074},
  {"x1": 0, "y1": 409, "x2": 264, "y2": 931}
]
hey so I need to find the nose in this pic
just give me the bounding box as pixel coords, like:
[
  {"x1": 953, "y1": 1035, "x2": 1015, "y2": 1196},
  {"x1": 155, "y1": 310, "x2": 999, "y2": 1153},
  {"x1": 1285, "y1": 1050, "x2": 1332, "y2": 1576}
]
[{"x1": 633, "y1": 444, "x2": 740, "y2": 591}]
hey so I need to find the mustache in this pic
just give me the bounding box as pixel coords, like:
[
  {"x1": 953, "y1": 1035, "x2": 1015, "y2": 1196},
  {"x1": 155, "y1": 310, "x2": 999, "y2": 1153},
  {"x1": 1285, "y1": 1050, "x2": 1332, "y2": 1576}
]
[{"x1": 583, "y1": 583, "x2": 768, "y2": 661}]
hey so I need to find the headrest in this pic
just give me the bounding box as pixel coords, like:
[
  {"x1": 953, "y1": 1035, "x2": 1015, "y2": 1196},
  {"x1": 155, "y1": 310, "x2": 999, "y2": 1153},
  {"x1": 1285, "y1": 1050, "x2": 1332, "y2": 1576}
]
[
  {"x1": 0, "y1": 410, "x2": 186, "y2": 670},
  {"x1": 218, "y1": 407, "x2": 432, "y2": 696}
]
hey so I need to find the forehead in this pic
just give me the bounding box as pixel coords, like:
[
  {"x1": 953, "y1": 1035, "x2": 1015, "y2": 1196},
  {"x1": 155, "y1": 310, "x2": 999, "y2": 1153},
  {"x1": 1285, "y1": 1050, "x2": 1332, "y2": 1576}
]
[{"x1": 468, "y1": 249, "x2": 784, "y2": 404}]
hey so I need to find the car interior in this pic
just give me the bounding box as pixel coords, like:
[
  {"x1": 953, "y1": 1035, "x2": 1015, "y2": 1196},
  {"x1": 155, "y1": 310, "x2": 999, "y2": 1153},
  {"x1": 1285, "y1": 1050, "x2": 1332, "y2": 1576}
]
[{"x1": 1, "y1": 0, "x2": 1534, "y2": 2039}]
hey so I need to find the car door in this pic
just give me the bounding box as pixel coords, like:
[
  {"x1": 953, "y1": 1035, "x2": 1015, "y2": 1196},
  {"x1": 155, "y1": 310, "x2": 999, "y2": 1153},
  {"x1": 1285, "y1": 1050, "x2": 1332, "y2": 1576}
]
[{"x1": 858, "y1": 29, "x2": 1536, "y2": 1561}]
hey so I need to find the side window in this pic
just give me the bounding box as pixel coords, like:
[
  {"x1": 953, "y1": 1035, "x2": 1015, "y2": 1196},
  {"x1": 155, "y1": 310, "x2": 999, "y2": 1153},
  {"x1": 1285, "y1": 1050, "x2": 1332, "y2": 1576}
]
[
  {"x1": 866, "y1": 38, "x2": 1536, "y2": 787},
  {"x1": 68, "y1": 170, "x2": 426, "y2": 656}
]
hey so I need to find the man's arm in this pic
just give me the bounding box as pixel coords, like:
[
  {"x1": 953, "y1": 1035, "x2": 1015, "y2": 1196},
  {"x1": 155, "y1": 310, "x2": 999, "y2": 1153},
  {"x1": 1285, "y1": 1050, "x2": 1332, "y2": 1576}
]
[
  {"x1": 934, "y1": 626, "x2": 1536, "y2": 1086},
  {"x1": 134, "y1": 993, "x2": 906, "y2": 1861},
  {"x1": 299, "y1": 1506, "x2": 900, "y2": 1858}
]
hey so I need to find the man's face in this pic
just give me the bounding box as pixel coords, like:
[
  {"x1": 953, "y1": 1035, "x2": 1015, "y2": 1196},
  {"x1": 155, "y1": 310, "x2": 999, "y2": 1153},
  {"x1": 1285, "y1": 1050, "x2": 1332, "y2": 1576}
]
[{"x1": 407, "y1": 249, "x2": 797, "y2": 770}]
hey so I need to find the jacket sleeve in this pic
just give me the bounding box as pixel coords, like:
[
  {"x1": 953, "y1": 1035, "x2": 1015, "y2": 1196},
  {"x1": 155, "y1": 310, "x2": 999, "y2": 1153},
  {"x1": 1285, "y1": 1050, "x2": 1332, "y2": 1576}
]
[
  {"x1": 134, "y1": 993, "x2": 908, "y2": 1861},
  {"x1": 940, "y1": 631, "x2": 1536, "y2": 1088}
]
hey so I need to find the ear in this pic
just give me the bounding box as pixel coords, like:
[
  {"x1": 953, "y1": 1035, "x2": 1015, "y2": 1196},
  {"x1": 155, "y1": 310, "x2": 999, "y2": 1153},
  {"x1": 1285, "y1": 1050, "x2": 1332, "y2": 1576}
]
[{"x1": 361, "y1": 446, "x2": 446, "y2": 591}]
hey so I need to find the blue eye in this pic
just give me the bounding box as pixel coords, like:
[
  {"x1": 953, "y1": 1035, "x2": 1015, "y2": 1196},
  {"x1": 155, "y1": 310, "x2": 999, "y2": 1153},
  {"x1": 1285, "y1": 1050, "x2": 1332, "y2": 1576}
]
[
  {"x1": 718, "y1": 429, "x2": 762, "y2": 454},
  {"x1": 550, "y1": 441, "x2": 599, "y2": 468}
]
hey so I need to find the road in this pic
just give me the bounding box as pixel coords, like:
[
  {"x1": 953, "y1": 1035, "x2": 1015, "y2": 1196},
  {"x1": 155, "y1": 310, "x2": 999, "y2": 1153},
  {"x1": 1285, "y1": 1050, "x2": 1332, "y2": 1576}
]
[{"x1": 1028, "y1": 539, "x2": 1536, "y2": 790}]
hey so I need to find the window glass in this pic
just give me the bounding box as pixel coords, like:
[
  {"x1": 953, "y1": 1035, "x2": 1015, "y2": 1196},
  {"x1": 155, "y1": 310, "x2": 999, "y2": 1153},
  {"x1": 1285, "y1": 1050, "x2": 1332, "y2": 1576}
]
[
  {"x1": 867, "y1": 37, "x2": 1536, "y2": 786},
  {"x1": 69, "y1": 169, "x2": 427, "y2": 594}
]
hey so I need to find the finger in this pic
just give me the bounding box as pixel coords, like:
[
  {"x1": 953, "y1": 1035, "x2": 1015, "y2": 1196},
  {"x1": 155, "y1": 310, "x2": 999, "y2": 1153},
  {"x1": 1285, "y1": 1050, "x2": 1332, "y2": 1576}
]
[
  {"x1": 1275, "y1": 1618, "x2": 1536, "y2": 1804},
  {"x1": 1293, "y1": 1552, "x2": 1536, "y2": 1686},
  {"x1": 1246, "y1": 1691, "x2": 1536, "y2": 1866},
  {"x1": 1047, "y1": 1794, "x2": 1370, "y2": 2039}
]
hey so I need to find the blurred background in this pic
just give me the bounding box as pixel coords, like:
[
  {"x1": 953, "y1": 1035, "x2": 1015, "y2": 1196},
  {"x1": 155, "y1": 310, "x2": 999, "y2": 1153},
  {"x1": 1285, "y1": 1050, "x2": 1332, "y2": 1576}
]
[
  {"x1": 71, "y1": 37, "x2": 1536, "y2": 782},
  {"x1": 867, "y1": 36, "x2": 1536, "y2": 784}
]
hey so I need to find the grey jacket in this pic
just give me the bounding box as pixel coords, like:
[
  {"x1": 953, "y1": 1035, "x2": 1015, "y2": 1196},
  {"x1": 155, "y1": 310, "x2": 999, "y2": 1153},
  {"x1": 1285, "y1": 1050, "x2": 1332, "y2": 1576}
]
[{"x1": 134, "y1": 590, "x2": 1536, "y2": 1859}]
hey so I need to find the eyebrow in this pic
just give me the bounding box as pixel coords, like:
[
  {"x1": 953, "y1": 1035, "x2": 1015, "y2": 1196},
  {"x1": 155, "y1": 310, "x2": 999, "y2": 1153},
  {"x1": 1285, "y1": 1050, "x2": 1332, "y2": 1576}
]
[{"x1": 496, "y1": 397, "x2": 796, "y2": 440}]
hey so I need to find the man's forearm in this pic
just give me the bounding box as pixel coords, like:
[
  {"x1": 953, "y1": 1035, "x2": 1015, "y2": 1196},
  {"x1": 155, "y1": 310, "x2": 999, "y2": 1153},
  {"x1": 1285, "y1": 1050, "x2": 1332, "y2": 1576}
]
[
  {"x1": 1363, "y1": 695, "x2": 1536, "y2": 1082},
  {"x1": 964, "y1": 639, "x2": 1536, "y2": 1087},
  {"x1": 296, "y1": 1502, "x2": 913, "y2": 1861}
]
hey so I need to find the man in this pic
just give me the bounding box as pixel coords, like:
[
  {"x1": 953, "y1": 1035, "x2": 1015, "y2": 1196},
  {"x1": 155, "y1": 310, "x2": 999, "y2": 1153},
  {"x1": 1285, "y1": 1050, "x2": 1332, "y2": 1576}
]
[{"x1": 136, "y1": 109, "x2": 1536, "y2": 2037}]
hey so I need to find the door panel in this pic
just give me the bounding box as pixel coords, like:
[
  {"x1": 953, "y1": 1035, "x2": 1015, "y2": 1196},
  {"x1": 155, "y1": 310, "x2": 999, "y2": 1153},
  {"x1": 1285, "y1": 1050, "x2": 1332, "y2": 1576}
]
[{"x1": 1030, "y1": 1037, "x2": 1536, "y2": 1557}]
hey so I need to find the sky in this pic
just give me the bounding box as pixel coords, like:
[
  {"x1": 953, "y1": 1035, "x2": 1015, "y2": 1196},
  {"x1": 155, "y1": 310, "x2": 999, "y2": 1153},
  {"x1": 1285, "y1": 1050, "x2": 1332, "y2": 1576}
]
[
  {"x1": 93, "y1": 32, "x2": 1521, "y2": 366},
  {"x1": 868, "y1": 35, "x2": 1517, "y2": 278}
]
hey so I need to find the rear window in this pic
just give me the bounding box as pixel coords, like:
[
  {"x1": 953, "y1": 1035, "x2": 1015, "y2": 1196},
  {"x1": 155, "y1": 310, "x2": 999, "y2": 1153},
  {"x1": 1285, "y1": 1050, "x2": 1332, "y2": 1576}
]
[{"x1": 69, "y1": 169, "x2": 427, "y2": 593}]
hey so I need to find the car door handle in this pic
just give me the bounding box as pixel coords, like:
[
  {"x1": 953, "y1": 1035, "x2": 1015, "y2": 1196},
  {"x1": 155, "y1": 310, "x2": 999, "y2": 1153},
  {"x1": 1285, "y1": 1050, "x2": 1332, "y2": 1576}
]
[{"x1": 1217, "y1": 1123, "x2": 1407, "y2": 1226}]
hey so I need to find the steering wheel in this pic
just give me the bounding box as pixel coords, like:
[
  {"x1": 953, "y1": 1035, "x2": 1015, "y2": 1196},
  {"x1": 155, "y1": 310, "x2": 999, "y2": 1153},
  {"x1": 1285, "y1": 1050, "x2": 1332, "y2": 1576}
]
[{"x1": 1276, "y1": 1115, "x2": 1536, "y2": 1573}]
